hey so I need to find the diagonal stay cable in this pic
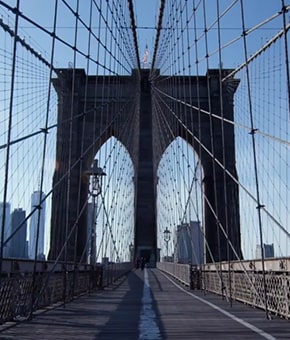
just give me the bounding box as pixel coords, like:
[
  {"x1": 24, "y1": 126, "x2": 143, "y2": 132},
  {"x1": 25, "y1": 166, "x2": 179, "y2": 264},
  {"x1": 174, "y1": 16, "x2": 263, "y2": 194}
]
[
  {"x1": 152, "y1": 85, "x2": 290, "y2": 241},
  {"x1": 127, "y1": 0, "x2": 141, "y2": 70}
]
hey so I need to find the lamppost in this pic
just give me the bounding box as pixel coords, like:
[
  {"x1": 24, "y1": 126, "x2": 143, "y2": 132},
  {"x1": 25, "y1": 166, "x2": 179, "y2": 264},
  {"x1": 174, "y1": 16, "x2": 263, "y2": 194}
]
[
  {"x1": 163, "y1": 227, "x2": 171, "y2": 260},
  {"x1": 85, "y1": 159, "x2": 106, "y2": 265}
]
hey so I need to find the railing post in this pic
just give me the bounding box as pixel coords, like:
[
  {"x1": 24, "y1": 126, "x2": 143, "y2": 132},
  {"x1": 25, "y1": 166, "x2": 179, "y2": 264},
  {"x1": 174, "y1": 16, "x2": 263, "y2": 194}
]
[
  {"x1": 283, "y1": 273, "x2": 288, "y2": 316},
  {"x1": 72, "y1": 265, "x2": 78, "y2": 297},
  {"x1": 190, "y1": 264, "x2": 194, "y2": 290},
  {"x1": 197, "y1": 267, "x2": 201, "y2": 290},
  {"x1": 190, "y1": 265, "x2": 201, "y2": 290},
  {"x1": 99, "y1": 265, "x2": 104, "y2": 289}
]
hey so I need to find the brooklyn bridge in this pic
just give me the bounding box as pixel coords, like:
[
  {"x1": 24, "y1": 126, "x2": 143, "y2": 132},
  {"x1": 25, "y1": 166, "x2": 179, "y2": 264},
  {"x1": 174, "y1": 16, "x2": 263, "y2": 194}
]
[{"x1": 0, "y1": 0, "x2": 290, "y2": 338}]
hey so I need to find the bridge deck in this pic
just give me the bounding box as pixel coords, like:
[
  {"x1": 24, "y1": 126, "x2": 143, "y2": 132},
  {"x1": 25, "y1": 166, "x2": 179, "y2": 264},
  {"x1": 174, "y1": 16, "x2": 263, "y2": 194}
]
[{"x1": 1, "y1": 268, "x2": 289, "y2": 339}]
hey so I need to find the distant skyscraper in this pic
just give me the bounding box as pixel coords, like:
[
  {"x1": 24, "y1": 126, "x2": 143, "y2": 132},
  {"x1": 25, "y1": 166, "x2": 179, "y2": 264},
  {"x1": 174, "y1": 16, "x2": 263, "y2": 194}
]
[
  {"x1": 190, "y1": 221, "x2": 204, "y2": 265},
  {"x1": 29, "y1": 191, "x2": 46, "y2": 259},
  {"x1": 175, "y1": 224, "x2": 190, "y2": 263},
  {"x1": 10, "y1": 208, "x2": 27, "y2": 258},
  {"x1": 256, "y1": 243, "x2": 274, "y2": 259},
  {"x1": 176, "y1": 221, "x2": 204, "y2": 265},
  {"x1": 0, "y1": 202, "x2": 11, "y2": 257}
]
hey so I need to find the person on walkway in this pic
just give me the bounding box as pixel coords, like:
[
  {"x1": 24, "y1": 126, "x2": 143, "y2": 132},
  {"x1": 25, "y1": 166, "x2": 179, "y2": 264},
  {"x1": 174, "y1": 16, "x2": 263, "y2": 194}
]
[
  {"x1": 140, "y1": 257, "x2": 146, "y2": 270},
  {"x1": 135, "y1": 257, "x2": 140, "y2": 269}
]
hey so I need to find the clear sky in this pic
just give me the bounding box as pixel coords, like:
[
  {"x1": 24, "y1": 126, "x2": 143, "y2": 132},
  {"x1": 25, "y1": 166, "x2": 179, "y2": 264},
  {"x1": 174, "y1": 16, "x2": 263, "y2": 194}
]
[{"x1": 0, "y1": 1, "x2": 284, "y2": 70}]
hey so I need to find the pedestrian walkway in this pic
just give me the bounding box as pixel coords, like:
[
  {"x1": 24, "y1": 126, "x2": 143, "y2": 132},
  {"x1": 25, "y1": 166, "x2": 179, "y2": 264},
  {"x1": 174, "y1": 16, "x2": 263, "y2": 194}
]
[{"x1": 1, "y1": 268, "x2": 290, "y2": 339}]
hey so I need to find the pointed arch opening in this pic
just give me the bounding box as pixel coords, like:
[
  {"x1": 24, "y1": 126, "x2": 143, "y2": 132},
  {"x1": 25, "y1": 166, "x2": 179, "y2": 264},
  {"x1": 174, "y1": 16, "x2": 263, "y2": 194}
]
[
  {"x1": 156, "y1": 137, "x2": 204, "y2": 264},
  {"x1": 89, "y1": 137, "x2": 135, "y2": 263}
]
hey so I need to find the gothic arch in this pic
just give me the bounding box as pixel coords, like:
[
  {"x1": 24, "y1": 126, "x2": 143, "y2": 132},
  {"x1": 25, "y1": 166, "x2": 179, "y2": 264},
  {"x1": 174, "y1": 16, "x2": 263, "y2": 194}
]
[
  {"x1": 49, "y1": 68, "x2": 242, "y2": 263},
  {"x1": 49, "y1": 69, "x2": 139, "y2": 261},
  {"x1": 151, "y1": 70, "x2": 242, "y2": 261}
]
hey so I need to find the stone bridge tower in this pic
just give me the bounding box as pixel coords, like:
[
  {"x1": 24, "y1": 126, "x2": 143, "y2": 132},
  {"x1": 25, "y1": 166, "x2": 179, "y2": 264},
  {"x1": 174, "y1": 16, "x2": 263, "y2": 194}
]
[{"x1": 49, "y1": 68, "x2": 242, "y2": 264}]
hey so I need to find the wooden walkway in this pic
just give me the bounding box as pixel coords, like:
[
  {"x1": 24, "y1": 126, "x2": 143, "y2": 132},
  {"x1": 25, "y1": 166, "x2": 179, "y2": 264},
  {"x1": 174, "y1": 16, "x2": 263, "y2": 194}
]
[{"x1": 1, "y1": 268, "x2": 290, "y2": 339}]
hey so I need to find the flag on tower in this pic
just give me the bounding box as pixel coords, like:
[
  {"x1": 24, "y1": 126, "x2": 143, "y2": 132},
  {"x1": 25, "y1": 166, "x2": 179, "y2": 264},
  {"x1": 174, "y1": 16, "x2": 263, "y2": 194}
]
[{"x1": 142, "y1": 44, "x2": 149, "y2": 66}]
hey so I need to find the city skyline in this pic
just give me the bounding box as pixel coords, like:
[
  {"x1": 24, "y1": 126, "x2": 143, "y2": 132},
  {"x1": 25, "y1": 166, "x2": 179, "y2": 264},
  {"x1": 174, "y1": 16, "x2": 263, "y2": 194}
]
[
  {"x1": 1, "y1": 190, "x2": 46, "y2": 259},
  {"x1": 28, "y1": 191, "x2": 46, "y2": 260},
  {"x1": 10, "y1": 208, "x2": 27, "y2": 259}
]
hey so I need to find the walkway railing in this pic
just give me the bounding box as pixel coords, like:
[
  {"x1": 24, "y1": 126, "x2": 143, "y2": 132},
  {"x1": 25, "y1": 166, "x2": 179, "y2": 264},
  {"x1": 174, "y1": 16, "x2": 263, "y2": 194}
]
[
  {"x1": 157, "y1": 259, "x2": 290, "y2": 318},
  {"x1": 2, "y1": 259, "x2": 289, "y2": 323},
  {"x1": 0, "y1": 259, "x2": 132, "y2": 324}
]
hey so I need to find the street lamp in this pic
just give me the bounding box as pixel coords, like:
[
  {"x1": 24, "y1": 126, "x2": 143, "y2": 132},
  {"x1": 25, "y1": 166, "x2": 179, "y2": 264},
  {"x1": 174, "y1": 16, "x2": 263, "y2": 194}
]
[
  {"x1": 84, "y1": 159, "x2": 106, "y2": 265},
  {"x1": 163, "y1": 227, "x2": 171, "y2": 260}
]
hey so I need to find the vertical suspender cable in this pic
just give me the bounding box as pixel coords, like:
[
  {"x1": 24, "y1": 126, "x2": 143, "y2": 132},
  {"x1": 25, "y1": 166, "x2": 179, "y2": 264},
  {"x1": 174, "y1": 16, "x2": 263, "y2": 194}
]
[
  {"x1": 95, "y1": 1, "x2": 105, "y2": 264},
  {"x1": 103, "y1": 2, "x2": 111, "y2": 261},
  {"x1": 240, "y1": 0, "x2": 269, "y2": 319},
  {"x1": 202, "y1": 0, "x2": 223, "y2": 296},
  {"x1": 192, "y1": 0, "x2": 206, "y2": 285},
  {"x1": 216, "y1": 0, "x2": 232, "y2": 307},
  {"x1": 29, "y1": 0, "x2": 59, "y2": 319},
  {"x1": 108, "y1": 1, "x2": 115, "y2": 262},
  {"x1": 281, "y1": 0, "x2": 290, "y2": 116},
  {"x1": 178, "y1": 0, "x2": 188, "y2": 225},
  {"x1": 72, "y1": 0, "x2": 94, "y2": 295},
  {"x1": 0, "y1": 0, "x2": 20, "y2": 277},
  {"x1": 186, "y1": 0, "x2": 200, "y2": 265},
  {"x1": 63, "y1": 0, "x2": 80, "y2": 307}
]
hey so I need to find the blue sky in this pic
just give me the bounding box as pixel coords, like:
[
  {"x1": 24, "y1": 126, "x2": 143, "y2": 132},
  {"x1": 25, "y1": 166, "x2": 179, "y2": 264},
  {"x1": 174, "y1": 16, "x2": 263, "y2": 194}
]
[{"x1": 0, "y1": 0, "x2": 284, "y2": 71}]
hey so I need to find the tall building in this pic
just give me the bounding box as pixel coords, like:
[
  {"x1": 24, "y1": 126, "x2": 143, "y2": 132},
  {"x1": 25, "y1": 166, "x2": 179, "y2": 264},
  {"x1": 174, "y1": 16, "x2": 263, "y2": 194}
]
[
  {"x1": 10, "y1": 208, "x2": 28, "y2": 258},
  {"x1": 29, "y1": 191, "x2": 46, "y2": 259},
  {"x1": 190, "y1": 221, "x2": 204, "y2": 265},
  {"x1": 256, "y1": 243, "x2": 274, "y2": 259},
  {"x1": 0, "y1": 202, "x2": 11, "y2": 257},
  {"x1": 176, "y1": 221, "x2": 204, "y2": 265}
]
